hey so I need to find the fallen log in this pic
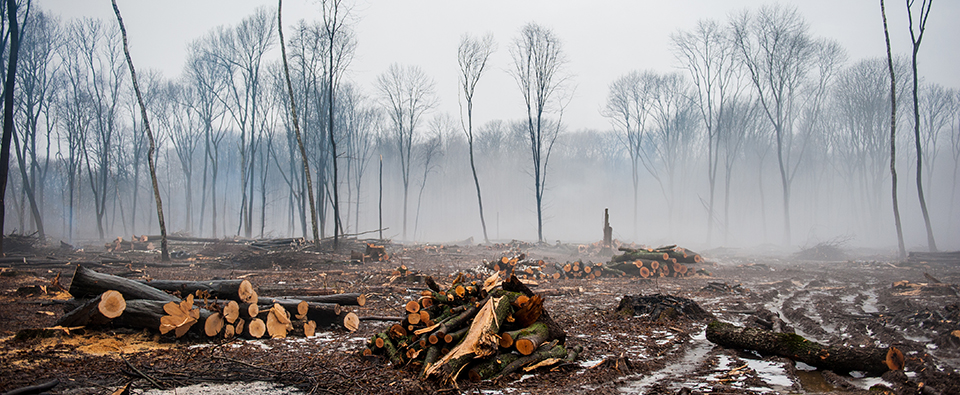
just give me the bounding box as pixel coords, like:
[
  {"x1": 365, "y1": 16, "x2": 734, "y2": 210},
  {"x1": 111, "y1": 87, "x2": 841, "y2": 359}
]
[
  {"x1": 268, "y1": 293, "x2": 365, "y2": 306},
  {"x1": 55, "y1": 290, "x2": 126, "y2": 327},
  {"x1": 2, "y1": 379, "x2": 60, "y2": 395},
  {"x1": 256, "y1": 297, "x2": 342, "y2": 325},
  {"x1": 706, "y1": 321, "x2": 903, "y2": 376},
  {"x1": 137, "y1": 279, "x2": 257, "y2": 303},
  {"x1": 68, "y1": 265, "x2": 178, "y2": 302}
]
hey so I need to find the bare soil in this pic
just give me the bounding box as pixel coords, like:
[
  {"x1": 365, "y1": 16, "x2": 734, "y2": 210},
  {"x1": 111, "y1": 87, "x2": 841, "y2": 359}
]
[{"x1": 1, "y1": 238, "x2": 958, "y2": 394}]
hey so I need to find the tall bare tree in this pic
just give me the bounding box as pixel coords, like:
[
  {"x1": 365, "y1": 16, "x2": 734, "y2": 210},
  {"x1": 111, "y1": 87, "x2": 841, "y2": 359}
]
[
  {"x1": 111, "y1": 0, "x2": 169, "y2": 260},
  {"x1": 376, "y1": 64, "x2": 435, "y2": 241},
  {"x1": 13, "y1": 7, "x2": 55, "y2": 241},
  {"x1": 671, "y1": 19, "x2": 741, "y2": 245},
  {"x1": 0, "y1": 0, "x2": 22, "y2": 254},
  {"x1": 207, "y1": 8, "x2": 275, "y2": 238},
  {"x1": 881, "y1": 0, "x2": 906, "y2": 258},
  {"x1": 906, "y1": 0, "x2": 937, "y2": 252},
  {"x1": 732, "y1": 4, "x2": 828, "y2": 245},
  {"x1": 510, "y1": 23, "x2": 568, "y2": 243},
  {"x1": 604, "y1": 70, "x2": 654, "y2": 240},
  {"x1": 277, "y1": 0, "x2": 319, "y2": 245},
  {"x1": 458, "y1": 33, "x2": 495, "y2": 243},
  {"x1": 320, "y1": 0, "x2": 355, "y2": 248}
]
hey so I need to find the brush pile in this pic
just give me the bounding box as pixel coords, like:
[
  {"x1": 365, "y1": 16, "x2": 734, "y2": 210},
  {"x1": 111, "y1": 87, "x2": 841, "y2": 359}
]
[
  {"x1": 54, "y1": 265, "x2": 360, "y2": 339},
  {"x1": 362, "y1": 274, "x2": 580, "y2": 384}
]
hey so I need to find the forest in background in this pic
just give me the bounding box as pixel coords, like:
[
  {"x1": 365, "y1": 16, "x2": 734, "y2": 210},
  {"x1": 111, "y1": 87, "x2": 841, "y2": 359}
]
[{"x1": 2, "y1": 0, "x2": 958, "y2": 251}]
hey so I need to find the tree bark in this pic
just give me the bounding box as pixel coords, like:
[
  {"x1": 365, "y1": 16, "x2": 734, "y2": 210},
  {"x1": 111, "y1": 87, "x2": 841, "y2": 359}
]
[
  {"x1": 69, "y1": 265, "x2": 178, "y2": 302},
  {"x1": 138, "y1": 279, "x2": 255, "y2": 302},
  {"x1": 706, "y1": 321, "x2": 903, "y2": 376},
  {"x1": 880, "y1": 0, "x2": 907, "y2": 259},
  {"x1": 112, "y1": 0, "x2": 169, "y2": 261},
  {"x1": 0, "y1": 0, "x2": 21, "y2": 256}
]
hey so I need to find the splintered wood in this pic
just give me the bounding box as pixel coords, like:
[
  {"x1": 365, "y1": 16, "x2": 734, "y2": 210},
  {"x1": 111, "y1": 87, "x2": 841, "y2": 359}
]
[{"x1": 363, "y1": 274, "x2": 580, "y2": 385}]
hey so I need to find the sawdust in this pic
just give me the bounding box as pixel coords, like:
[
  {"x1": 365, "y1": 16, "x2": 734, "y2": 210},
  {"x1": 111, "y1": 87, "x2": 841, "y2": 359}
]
[{"x1": 1, "y1": 329, "x2": 173, "y2": 360}]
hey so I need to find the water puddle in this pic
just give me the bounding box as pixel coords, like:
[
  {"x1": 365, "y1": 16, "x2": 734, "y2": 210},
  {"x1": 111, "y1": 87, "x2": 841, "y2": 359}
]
[{"x1": 618, "y1": 331, "x2": 712, "y2": 393}]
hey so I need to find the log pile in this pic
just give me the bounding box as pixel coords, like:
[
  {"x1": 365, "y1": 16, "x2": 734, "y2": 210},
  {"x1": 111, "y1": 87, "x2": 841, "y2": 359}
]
[
  {"x1": 105, "y1": 236, "x2": 155, "y2": 252},
  {"x1": 550, "y1": 245, "x2": 702, "y2": 280},
  {"x1": 484, "y1": 253, "x2": 551, "y2": 281},
  {"x1": 362, "y1": 274, "x2": 580, "y2": 384},
  {"x1": 55, "y1": 265, "x2": 359, "y2": 339},
  {"x1": 351, "y1": 243, "x2": 389, "y2": 262},
  {"x1": 551, "y1": 260, "x2": 608, "y2": 279}
]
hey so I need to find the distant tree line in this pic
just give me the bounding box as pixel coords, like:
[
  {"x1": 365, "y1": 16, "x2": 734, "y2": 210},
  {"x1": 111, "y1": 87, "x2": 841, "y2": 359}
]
[{"x1": 1, "y1": 1, "x2": 957, "y2": 249}]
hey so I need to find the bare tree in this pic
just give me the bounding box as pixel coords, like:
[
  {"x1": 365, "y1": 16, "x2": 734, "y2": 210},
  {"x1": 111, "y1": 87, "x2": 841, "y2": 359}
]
[
  {"x1": 412, "y1": 114, "x2": 447, "y2": 240},
  {"x1": 671, "y1": 18, "x2": 741, "y2": 245},
  {"x1": 319, "y1": 0, "x2": 356, "y2": 248},
  {"x1": 0, "y1": 0, "x2": 22, "y2": 254},
  {"x1": 510, "y1": 23, "x2": 569, "y2": 243},
  {"x1": 917, "y1": 82, "x2": 954, "y2": 216},
  {"x1": 70, "y1": 18, "x2": 125, "y2": 241},
  {"x1": 112, "y1": 0, "x2": 169, "y2": 260},
  {"x1": 604, "y1": 70, "x2": 654, "y2": 240},
  {"x1": 732, "y1": 4, "x2": 827, "y2": 245},
  {"x1": 184, "y1": 42, "x2": 228, "y2": 238},
  {"x1": 906, "y1": 0, "x2": 937, "y2": 252},
  {"x1": 13, "y1": 8, "x2": 57, "y2": 241},
  {"x1": 339, "y1": 83, "x2": 376, "y2": 236},
  {"x1": 881, "y1": 0, "x2": 906, "y2": 257},
  {"x1": 207, "y1": 8, "x2": 275, "y2": 238},
  {"x1": 376, "y1": 63, "x2": 436, "y2": 241},
  {"x1": 458, "y1": 33, "x2": 495, "y2": 243},
  {"x1": 277, "y1": 0, "x2": 319, "y2": 244}
]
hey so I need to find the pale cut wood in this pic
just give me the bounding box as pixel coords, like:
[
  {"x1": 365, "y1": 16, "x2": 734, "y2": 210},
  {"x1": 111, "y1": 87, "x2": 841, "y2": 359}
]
[
  {"x1": 98, "y1": 290, "x2": 126, "y2": 319},
  {"x1": 248, "y1": 318, "x2": 266, "y2": 338},
  {"x1": 204, "y1": 312, "x2": 224, "y2": 337},
  {"x1": 341, "y1": 312, "x2": 359, "y2": 332},
  {"x1": 224, "y1": 301, "x2": 240, "y2": 323}
]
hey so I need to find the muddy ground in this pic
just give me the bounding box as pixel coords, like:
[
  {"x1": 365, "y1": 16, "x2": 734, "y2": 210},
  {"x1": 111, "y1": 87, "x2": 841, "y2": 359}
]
[{"x1": 0, "y1": 238, "x2": 958, "y2": 394}]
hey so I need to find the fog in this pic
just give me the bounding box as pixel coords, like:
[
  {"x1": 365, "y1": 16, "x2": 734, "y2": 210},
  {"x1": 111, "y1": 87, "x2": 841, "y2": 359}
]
[{"x1": 3, "y1": 1, "x2": 958, "y2": 253}]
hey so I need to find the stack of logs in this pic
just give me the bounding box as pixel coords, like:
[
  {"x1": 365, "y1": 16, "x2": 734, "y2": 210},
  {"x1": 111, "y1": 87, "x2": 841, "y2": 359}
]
[
  {"x1": 105, "y1": 235, "x2": 154, "y2": 252},
  {"x1": 55, "y1": 265, "x2": 361, "y2": 339},
  {"x1": 351, "y1": 243, "x2": 389, "y2": 262},
  {"x1": 484, "y1": 254, "x2": 551, "y2": 281},
  {"x1": 362, "y1": 274, "x2": 580, "y2": 384},
  {"x1": 553, "y1": 245, "x2": 701, "y2": 280}
]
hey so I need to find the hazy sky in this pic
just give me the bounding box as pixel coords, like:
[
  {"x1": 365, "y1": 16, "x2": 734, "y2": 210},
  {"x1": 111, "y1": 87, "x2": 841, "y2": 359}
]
[{"x1": 42, "y1": 0, "x2": 960, "y2": 132}]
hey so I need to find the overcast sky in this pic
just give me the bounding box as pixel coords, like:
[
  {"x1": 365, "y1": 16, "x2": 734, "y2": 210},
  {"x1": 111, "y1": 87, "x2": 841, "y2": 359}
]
[{"x1": 42, "y1": 0, "x2": 960, "y2": 132}]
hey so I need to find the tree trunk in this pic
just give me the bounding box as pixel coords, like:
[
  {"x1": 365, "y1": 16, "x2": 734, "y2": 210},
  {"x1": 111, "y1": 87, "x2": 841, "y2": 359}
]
[
  {"x1": 138, "y1": 279, "x2": 256, "y2": 302},
  {"x1": 880, "y1": 0, "x2": 906, "y2": 259},
  {"x1": 112, "y1": 0, "x2": 170, "y2": 261},
  {"x1": 0, "y1": 0, "x2": 21, "y2": 255},
  {"x1": 69, "y1": 265, "x2": 178, "y2": 302},
  {"x1": 706, "y1": 321, "x2": 903, "y2": 376}
]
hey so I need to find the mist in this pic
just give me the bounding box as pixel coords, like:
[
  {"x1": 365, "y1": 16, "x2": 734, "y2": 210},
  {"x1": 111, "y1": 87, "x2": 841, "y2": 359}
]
[{"x1": 3, "y1": 1, "x2": 958, "y2": 254}]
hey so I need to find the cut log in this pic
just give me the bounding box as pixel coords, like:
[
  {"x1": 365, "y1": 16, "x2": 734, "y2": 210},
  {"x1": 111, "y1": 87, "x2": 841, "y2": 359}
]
[
  {"x1": 204, "y1": 312, "x2": 225, "y2": 337},
  {"x1": 269, "y1": 293, "x2": 365, "y2": 306},
  {"x1": 706, "y1": 321, "x2": 903, "y2": 376},
  {"x1": 498, "y1": 341, "x2": 569, "y2": 378},
  {"x1": 257, "y1": 297, "x2": 340, "y2": 325},
  {"x1": 267, "y1": 303, "x2": 294, "y2": 338},
  {"x1": 340, "y1": 311, "x2": 359, "y2": 332},
  {"x1": 423, "y1": 295, "x2": 512, "y2": 382},
  {"x1": 247, "y1": 318, "x2": 266, "y2": 338},
  {"x1": 223, "y1": 301, "x2": 240, "y2": 324},
  {"x1": 107, "y1": 299, "x2": 212, "y2": 336},
  {"x1": 510, "y1": 322, "x2": 549, "y2": 355},
  {"x1": 138, "y1": 279, "x2": 256, "y2": 302},
  {"x1": 303, "y1": 320, "x2": 317, "y2": 337},
  {"x1": 55, "y1": 290, "x2": 127, "y2": 327},
  {"x1": 69, "y1": 265, "x2": 178, "y2": 302}
]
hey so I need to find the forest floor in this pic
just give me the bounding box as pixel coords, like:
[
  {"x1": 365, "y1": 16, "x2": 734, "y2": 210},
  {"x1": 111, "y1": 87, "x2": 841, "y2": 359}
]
[{"x1": 0, "y1": 236, "x2": 958, "y2": 395}]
